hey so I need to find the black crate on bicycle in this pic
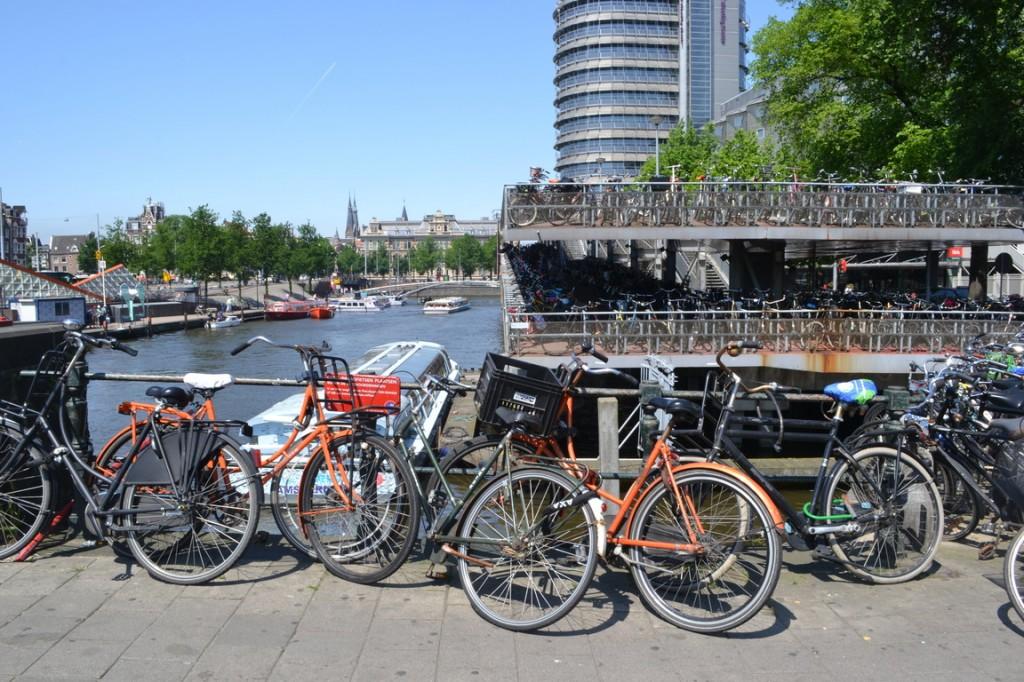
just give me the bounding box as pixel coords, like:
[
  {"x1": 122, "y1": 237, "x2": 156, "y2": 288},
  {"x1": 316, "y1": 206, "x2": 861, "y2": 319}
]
[{"x1": 475, "y1": 353, "x2": 564, "y2": 436}]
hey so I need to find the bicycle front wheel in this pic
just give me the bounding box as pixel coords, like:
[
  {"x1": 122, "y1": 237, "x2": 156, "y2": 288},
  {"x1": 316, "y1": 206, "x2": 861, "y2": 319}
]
[
  {"x1": 123, "y1": 434, "x2": 259, "y2": 584},
  {"x1": 0, "y1": 430, "x2": 53, "y2": 560},
  {"x1": 456, "y1": 467, "x2": 598, "y2": 631},
  {"x1": 628, "y1": 469, "x2": 781, "y2": 633},
  {"x1": 303, "y1": 433, "x2": 419, "y2": 584},
  {"x1": 1004, "y1": 527, "x2": 1024, "y2": 621},
  {"x1": 826, "y1": 446, "x2": 942, "y2": 583}
]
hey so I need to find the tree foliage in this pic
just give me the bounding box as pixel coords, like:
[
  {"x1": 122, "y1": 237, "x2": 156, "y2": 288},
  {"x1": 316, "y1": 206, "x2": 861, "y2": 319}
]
[
  {"x1": 445, "y1": 234, "x2": 483, "y2": 277},
  {"x1": 99, "y1": 220, "x2": 137, "y2": 271},
  {"x1": 78, "y1": 233, "x2": 99, "y2": 274},
  {"x1": 409, "y1": 237, "x2": 441, "y2": 275},
  {"x1": 638, "y1": 126, "x2": 792, "y2": 181},
  {"x1": 753, "y1": 0, "x2": 1024, "y2": 181}
]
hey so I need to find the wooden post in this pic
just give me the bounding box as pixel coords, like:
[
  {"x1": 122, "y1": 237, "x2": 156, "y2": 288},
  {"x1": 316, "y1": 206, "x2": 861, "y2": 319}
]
[{"x1": 597, "y1": 397, "x2": 620, "y2": 514}]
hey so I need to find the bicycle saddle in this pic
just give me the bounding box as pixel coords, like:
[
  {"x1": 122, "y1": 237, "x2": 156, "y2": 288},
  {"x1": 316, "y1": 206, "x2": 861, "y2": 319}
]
[
  {"x1": 984, "y1": 390, "x2": 1024, "y2": 416},
  {"x1": 987, "y1": 417, "x2": 1024, "y2": 441},
  {"x1": 145, "y1": 385, "x2": 194, "y2": 409},
  {"x1": 183, "y1": 373, "x2": 233, "y2": 391},
  {"x1": 823, "y1": 379, "x2": 877, "y2": 406},
  {"x1": 644, "y1": 397, "x2": 700, "y2": 422},
  {"x1": 494, "y1": 405, "x2": 544, "y2": 433}
]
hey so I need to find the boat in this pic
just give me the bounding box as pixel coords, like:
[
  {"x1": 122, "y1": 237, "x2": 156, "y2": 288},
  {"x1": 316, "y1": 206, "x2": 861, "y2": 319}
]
[
  {"x1": 309, "y1": 306, "x2": 334, "y2": 319},
  {"x1": 423, "y1": 296, "x2": 471, "y2": 315},
  {"x1": 383, "y1": 294, "x2": 406, "y2": 307},
  {"x1": 205, "y1": 314, "x2": 242, "y2": 329},
  {"x1": 329, "y1": 297, "x2": 384, "y2": 313},
  {"x1": 0, "y1": 315, "x2": 12, "y2": 327},
  {"x1": 264, "y1": 299, "x2": 314, "y2": 320},
  {"x1": 244, "y1": 341, "x2": 461, "y2": 496}
]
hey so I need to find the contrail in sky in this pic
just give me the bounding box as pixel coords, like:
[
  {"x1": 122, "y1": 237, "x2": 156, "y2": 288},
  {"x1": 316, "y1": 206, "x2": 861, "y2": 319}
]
[{"x1": 289, "y1": 62, "x2": 337, "y2": 120}]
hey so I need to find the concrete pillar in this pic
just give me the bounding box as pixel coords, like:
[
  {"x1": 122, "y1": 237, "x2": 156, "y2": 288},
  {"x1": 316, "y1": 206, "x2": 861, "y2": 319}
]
[
  {"x1": 662, "y1": 240, "x2": 677, "y2": 286},
  {"x1": 630, "y1": 240, "x2": 640, "y2": 274},
  {"x1": 597, "y1": 397, "x2": 620, "y2": 509},
  {"x1": 606, "y1": 240, "x2": 616, "y2": 264},
  {"x1": 809, "y1": 242, "x2": 818, "y2": 290},
  {"x1": 925, "y1": 249, "x2": 939, "y2": 300},
  {"x1": 729, "y1": 240, "x2": 785, "y2": 294},
  {"x1": 968, "y1": 243, "x2": 988, "y2": 300}
]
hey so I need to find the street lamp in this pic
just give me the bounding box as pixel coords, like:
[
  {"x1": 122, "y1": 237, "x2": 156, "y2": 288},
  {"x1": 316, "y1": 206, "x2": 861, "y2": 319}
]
[
  {"x1": 650, "y1": 115, "x2": 664, "y2": 176},
  {"x1": 595, "y1": 156, "x2": 605, "y2": 181}
]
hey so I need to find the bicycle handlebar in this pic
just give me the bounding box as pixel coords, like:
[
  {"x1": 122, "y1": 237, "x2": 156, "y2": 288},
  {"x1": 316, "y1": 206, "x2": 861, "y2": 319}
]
[
  {"x1": 230, "y1": 336, "x2": 332, "y2": 357},
  {"x1": 66, "y1": 329, "x2": 137, "y2": 356},
  {"x1": 424, "y1": 374, "x2": 474, "y2": 396}
]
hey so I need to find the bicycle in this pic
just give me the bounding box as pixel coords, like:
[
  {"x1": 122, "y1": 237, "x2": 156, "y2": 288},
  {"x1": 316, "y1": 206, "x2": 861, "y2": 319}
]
[
  {"x1": 408, "y1": 351, "x2": 783, "y2": 633},
  {"x1": 0, "y1": 324, "x2": 260, "y2": 584},
  {"x1": 228, "y1": 335, "x2": 415, "y2": 568}
]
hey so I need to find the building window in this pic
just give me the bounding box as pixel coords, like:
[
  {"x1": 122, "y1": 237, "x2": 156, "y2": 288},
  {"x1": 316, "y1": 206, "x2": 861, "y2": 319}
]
[
  {"x1": 55, "y1": 301, "x2": 70, "y2": 316},
  {"x1": 756, "y1": 128, "x2": 765, "y2": 140}
]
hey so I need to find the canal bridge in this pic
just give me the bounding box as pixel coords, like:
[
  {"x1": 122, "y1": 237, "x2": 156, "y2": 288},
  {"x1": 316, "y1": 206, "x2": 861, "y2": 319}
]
[{"x1": 361, "y1": 279, "x2": 499, "y2": 299}]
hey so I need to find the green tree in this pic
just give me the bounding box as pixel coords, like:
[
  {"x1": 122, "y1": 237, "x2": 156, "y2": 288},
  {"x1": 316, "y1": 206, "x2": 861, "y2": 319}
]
[
  {"x1": 371, "y1": 242, "x2": 389, "y2": 276},
  {"x1": 249, "y1": 213, "x2": 288, "y2": 296},
  {"x1": 78, "y1": 233, "x2": 99, "y2": 274},
  {"x1": 99, "y1": 220, "x2": 137, "y2": 270},
  {"x1": 445, "y1": 235, "x2": 483, "y2": 278},
  {"x1": 337, "y1": 245, "x2": 362, "y2": 275},
  {"x1": 141, "y1": 215, "x2": 186, "y2": 277},
  {"x1": 223, "y1": 211, "x2": 254, "y2": 302},
  {"x1": 753, "y1": 1, "x2": 1024, "y2": 181},
  {"x1": 479, "y1": 235, "x2": 499, "y2": 275},
  {"x1": 177, "y1": 205, "x2": 226, "y2": 301},
  {"x1": 409, "y1": 237, "x2": 441, "y2": 275}
]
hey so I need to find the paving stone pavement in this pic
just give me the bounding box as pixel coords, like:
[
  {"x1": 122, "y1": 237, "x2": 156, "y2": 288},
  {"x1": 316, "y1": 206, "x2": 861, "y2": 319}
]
[{"x1": 0, "y1": 526, "x2": 1020, "y2": 681}]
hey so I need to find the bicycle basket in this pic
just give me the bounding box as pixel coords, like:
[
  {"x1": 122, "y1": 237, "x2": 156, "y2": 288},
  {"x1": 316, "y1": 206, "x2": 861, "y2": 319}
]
[
  {"x1": 475, "y1": 353, "x2": 563, "y2": 437},
  {"x1": 323, "y1": 373, "x2": 402, "y2": 414}
]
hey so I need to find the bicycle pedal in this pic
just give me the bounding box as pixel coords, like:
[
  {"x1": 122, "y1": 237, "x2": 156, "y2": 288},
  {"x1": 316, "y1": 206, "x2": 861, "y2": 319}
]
[
  {"x1": 813, "y1": 544, "x2": 838, "y2": 561},
  {"x1": 978, "y1": 543, "x2": 997, "y2": 561}
]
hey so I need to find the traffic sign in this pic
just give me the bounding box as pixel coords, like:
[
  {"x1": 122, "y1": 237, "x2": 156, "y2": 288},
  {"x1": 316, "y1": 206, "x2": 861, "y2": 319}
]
[{"x1": 97, "y1": 259, "x2": 107, "y2": 270}]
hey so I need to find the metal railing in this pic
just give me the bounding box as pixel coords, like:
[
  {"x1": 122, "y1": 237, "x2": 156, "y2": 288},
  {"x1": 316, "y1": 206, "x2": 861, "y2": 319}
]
[
  {"x1": 504, "y1": 307, "x2": 1024, "y2": 355},
  {"x1": 501, "y1": 181, "x2": 1024, "y2": 230}
]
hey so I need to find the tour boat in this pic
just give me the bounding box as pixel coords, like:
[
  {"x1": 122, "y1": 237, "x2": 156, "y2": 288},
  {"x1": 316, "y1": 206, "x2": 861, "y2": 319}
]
[
  {"x1": 244, "y1": 341, "x2": 461, "y2": 496},
  {"x1": 309, "y1": 306, "x2": 334, "y2": 319},
  {"x1": 423, "y1": 296, "x2": 471, "y2": 315},
  {"x1": 329, "y1": 298, "x2": 383, "y2": 313},
  {"x1": 205, "y1": 314, "x2": 242, "y2": 329},
  {"x1": 264, "y1": 299, "x2": 313, "y2": 320}
]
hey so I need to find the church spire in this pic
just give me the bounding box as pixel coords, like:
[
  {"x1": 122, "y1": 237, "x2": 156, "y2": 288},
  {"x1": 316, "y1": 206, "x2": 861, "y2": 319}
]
[{"x1": 400, "y1": 201, "x2": 408, "y2": 222}]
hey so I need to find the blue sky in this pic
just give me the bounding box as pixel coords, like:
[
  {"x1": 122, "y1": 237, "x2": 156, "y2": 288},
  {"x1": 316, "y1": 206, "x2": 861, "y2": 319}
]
[{"x1": 3, "y1": 1, "x2": 793, "y2": 239}]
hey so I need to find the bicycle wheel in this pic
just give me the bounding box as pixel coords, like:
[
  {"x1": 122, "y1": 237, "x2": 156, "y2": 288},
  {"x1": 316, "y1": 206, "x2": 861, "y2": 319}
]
[
  {"x1": 456, "y1": 467, "x2": 598, "y2": 631},
  {"x1": 303, "y1": 433, "x2": 419, "y2": 584},
  {"x1": 1004, "y1": 527, "x2": 1024, "y2": 621},
  {"x1": 0, "y1": 429, "x2": 53, "y2": 560},
  {"x1": 269, "y1": 451, "x2": 317, "y2": 559},
  {"x1": 123, "y1": 433, "x2": 259, "y2": 584},
  {"x1": 933, "y1": 462, "x2": 982, "y2": 542},
  {"x1": 424, "y1": 435, "x2": 536, "y2": 510},
  {"x1": 826, "y1": 446, "x2": 942, "y2": 583},
  {"x1": 628, "y1": 469, "x2": 781, "y2": 633}
]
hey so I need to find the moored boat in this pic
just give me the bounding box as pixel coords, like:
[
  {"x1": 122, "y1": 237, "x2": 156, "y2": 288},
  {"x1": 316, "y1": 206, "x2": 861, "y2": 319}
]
[
  {"x1": 205, "y1": 314, "x2": 242, "y2": 329},
  {"x1": 329, "y1": 297, "x2": 383, "y2": 313},
  {"x1": 265, "y1": 299, "x2": 314, "y2": 320},
  {"x1": 309, "y1": 306, "x2": 334, "y2": 319},
  {"x1": 423, "y1": 296, "x2": 471, "y2": 315}
]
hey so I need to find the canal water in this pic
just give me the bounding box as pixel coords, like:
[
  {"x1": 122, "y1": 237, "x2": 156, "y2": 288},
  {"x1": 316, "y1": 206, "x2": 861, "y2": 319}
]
[{"x1": 84, "y1": 301, "x2": 502, "y2": 446}]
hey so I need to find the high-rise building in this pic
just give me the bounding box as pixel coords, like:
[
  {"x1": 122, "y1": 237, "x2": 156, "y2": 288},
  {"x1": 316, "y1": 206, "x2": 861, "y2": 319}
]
[{"x1": 553, "y1": 0, "x2": 748, "y2": 180}]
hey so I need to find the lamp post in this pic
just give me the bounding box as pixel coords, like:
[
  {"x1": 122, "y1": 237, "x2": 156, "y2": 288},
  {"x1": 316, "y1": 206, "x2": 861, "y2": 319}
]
[
  {"x1": 595, "y1": 156, "x2": 605, "y2": 181},
  {"x1": 650, "y1": 115, "x2": 663, "y2": 176}
]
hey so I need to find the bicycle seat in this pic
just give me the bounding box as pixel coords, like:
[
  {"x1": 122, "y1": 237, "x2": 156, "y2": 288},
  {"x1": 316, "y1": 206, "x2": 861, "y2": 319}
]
[
  {"x1": 494, "y1": 405, "x2": 544, "y2": 433},
  {"x1": 184, "y1": 373, "x2": 234, "y2": 392},
  {"x1": 987, "y1": 417, "x2": 1024, "y2": 441},
  {"x1": 145, "y1": 385, "x2": 194, "y2": 409},
  {"x1": 823, "y1": 379, "x2": 877, "y2": 406},
  {"x1": 984, "y1": 389, "x2": 1024, "y2": 416},
  {"x1": 644, "y1": 397, "x2": 700, "y2": 422}
]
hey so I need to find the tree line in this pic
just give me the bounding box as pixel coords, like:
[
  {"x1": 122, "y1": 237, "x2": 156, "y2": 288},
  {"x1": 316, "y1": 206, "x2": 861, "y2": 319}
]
[{"x1": 76, "y1": 205, "x2": 499, "y2": 299}]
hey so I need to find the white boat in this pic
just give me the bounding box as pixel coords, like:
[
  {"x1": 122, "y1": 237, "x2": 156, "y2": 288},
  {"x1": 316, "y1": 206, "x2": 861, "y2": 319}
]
[
  {"x1": 329, "y1": 297, "x2": 383, "y2": 312},
  {"x1": 205, "y1": 314, "x2": 242, "y2": 329},
  {"x1": 384, "y1": 294, "x2": 406, "y2": 307},
  {"x1": 423, "y1": 296, "x2": 471, "y2": 315},
  {"x1": 244, "y1": 341, "x2": 461, "y2": 497}
]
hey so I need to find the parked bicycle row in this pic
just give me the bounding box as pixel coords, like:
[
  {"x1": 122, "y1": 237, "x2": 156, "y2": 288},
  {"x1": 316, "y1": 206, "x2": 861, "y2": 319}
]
[{"x1": 2, "y1": 324, "x2": 1021, "y2": 633}]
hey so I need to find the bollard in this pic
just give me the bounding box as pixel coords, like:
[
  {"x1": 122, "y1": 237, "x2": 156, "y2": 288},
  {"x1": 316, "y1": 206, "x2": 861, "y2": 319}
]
[
  {"x1": 597, "y1": 397, "x2": 620, "y2": 514},
  {"x1": 63, "y1": 354, "x2": 93, "y2": 460},
  {"x1": 637, "y1": 380, "x2": 662, "y2": 455}
]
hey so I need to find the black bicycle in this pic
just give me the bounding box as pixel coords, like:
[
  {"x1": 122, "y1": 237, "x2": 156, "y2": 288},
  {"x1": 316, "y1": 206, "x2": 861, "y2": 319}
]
[{"x1": 0, "y1": 324, "x2": 260, "y2": 584}]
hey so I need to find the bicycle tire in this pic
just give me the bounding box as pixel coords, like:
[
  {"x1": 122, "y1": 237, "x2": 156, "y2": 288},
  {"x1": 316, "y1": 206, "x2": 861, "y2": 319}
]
[
  {"x1": 628, "y1": 469, "x2": 781, "y2": 633},
  {"x1": 456, "y1": 467, "x2": 599, "y2": 631},
  {"x1": 0, "y1": 428, "x2": 53, "y2": 561},
  {"x1": 85, "y1": 429, "x2": 138, "y2": 559},
  {"x1": 1004, "y1": 526, "x2": 1024, "y2": 621},
  {"x1": 826, "y1": 446, "x2": 942, "y2": 584},
  {"x1": 123, "y1": 432, "x2": 259, "y2": 585},
  {"x1": 303, "y1": 433, "x2": 419, "y2": 584},
  {"x1": 269, "y1": 451, "x2": 317, "y2": 559}
]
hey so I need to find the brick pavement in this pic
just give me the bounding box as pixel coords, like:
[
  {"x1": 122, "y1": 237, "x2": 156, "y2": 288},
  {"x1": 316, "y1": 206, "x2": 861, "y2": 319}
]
[{"x1": 0, "y1": 527, "x2": 1020, "y2": 681}]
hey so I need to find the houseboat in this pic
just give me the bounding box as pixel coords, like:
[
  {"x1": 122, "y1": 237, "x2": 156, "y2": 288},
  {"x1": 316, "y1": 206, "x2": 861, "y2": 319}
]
[{"x1": 423, "y1": 296, "x2": 471, "y2": 315}]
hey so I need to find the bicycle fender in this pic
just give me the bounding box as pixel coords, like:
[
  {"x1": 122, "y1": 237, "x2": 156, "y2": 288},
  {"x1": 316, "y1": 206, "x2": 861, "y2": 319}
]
[{"x1": 627, "y1": 462, "x2": 785, "y2": 536}]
